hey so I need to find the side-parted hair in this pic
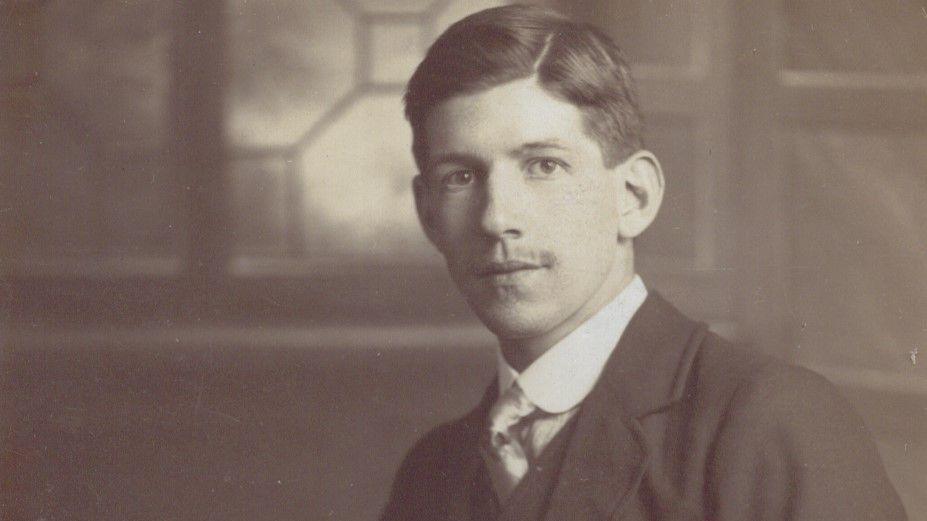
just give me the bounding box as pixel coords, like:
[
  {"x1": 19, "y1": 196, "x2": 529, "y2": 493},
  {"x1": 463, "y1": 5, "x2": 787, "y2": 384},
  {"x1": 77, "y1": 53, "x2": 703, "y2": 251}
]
[{"x1": 404, "y1": 4, "x2": 644, "y2": 172}]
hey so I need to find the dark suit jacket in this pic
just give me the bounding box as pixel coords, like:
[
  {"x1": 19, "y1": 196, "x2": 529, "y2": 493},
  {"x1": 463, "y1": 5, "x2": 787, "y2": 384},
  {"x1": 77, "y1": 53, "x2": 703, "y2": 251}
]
[{"x1": 381, "y1": 293, "x2": 906, "y2": 521}]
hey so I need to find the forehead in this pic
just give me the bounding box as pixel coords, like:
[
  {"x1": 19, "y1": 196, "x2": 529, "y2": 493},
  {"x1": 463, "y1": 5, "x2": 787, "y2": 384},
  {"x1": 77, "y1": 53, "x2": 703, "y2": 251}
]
[{"x1": 422, "y1": 78, "x2": 596, "y2": 165}]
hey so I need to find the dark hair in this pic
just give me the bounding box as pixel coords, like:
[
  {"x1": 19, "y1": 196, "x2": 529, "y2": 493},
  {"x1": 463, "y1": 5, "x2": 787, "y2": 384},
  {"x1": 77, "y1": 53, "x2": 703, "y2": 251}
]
[{"x1": 404, "y1": 4, "x2": 643, "y2": 171}]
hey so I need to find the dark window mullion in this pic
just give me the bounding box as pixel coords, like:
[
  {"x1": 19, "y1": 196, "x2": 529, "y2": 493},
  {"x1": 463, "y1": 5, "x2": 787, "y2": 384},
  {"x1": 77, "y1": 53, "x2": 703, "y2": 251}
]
[{"x1": 168, "y1": 0, "x2": 229, "y2": 318}]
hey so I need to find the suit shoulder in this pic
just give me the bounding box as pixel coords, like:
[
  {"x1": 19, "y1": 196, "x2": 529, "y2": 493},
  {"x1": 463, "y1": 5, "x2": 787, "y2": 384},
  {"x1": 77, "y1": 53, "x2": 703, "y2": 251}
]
[
  {"x1": 692, "y1": 337, "x2": 907, "y2": 519},
  {"x1": 380, "y1": 414, "x2": 480, "y2": 521},
  {"x1": 643, "y1": 295, "x2": 855, "y2": 425},
  {"x1": 390, "y1": 410, "x2": 480, "y2": 492},
  {"x1": 401, "y1": 415, "x2": 475, "y2": 469},
  {"x1": 684, "y1": 335, "x2": 906, "y2": 519},
  {"x1": 691, "y1": 333, "x2": 853, "y2": 422}
]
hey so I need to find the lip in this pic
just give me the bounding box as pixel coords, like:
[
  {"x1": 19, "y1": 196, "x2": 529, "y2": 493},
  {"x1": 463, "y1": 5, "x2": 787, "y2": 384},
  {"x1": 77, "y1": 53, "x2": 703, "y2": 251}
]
[{"x1": 473, "y1": 260, "x2": 543, "y2": 277}]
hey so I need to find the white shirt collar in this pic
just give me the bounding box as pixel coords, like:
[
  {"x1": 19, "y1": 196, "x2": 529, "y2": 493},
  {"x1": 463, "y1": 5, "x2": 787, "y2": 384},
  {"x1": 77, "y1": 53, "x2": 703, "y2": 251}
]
[{"x1": 497, "y1": 275, "x2": 648, "y2": 414}]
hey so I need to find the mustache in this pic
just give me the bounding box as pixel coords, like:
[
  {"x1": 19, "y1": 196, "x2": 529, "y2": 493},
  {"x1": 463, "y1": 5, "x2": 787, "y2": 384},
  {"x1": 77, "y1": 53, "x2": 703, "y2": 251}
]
[{"x1": 469, "y1": 251, "x2": 557, "y2": 276}]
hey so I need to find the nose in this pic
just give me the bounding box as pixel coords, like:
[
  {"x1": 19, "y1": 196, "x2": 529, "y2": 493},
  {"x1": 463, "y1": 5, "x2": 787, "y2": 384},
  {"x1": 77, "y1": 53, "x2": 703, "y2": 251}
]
[{"x1": 478, "y1": 167, "x2": 523, "y2": 239}]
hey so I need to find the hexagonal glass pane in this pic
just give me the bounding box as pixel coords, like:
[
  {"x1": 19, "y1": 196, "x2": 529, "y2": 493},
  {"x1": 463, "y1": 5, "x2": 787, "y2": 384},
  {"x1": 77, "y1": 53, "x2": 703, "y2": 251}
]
[
  {"x1": 227, "y1": 0, "x2": 356, "y2": 147},
  {"x1": 296, "y1": 94, "x2": 435, "y2": 260},
  {"x1": 369, "y1": 21, "x2": 426, "y2": 85},
  {"x1": 434, "y1": 0, "x2": 511, "y2": 37}
]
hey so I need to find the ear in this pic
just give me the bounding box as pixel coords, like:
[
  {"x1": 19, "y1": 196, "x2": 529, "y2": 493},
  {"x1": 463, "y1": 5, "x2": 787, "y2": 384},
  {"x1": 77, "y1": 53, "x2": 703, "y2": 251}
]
[
  {"x1": 615, "y1": 150, "x2": 664, "y2": 240},
  {"x1": 413, "y1": 175, "x2": 441, "y2": 246}
]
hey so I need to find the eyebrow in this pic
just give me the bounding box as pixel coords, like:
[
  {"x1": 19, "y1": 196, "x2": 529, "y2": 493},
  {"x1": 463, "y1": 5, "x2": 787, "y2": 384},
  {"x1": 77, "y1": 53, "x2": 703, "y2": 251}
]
[
  {"x1": 425, "y1": 152, "x2": 485, "y2": 174},
  {"x1": 511, "y1": 140, "x2": 570, "y2": 156},
  {"x1": 426, "y1": 140, "x2": 571, "y2": 173}
]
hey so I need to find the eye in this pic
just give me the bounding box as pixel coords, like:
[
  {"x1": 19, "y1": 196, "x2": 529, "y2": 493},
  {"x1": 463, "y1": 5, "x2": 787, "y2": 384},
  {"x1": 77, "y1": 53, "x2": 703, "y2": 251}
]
[
  {"x1": 443, "y1": 169, "x2": 476, "y2": 188},
  {"x1": 527, "y1": 158, "x2": 566, "y2": 177}
]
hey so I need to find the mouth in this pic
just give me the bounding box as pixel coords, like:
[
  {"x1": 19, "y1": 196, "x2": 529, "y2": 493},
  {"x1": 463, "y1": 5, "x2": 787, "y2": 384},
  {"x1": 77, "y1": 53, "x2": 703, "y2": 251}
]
[{"x1": 473, "y1": 260, "x2": 544, "y2": 278}]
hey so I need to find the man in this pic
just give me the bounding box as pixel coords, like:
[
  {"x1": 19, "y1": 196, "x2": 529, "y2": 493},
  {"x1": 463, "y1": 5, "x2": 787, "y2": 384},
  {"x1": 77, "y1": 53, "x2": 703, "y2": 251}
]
[{"x1": 381, "y1": 5, "x2": 906, "y2": 521}]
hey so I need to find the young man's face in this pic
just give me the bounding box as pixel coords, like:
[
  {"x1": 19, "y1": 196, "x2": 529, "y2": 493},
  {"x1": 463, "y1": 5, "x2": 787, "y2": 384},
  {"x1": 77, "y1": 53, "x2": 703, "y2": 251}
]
[{"x1": 415, "y1": 78, "x2": 634, "y2": 342}]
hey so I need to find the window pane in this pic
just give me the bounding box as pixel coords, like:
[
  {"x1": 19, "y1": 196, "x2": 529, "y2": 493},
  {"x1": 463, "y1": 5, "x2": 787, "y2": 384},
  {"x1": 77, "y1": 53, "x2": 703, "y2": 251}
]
[
  {"x1": 786, "y1": 0, "x2": 927, "y2": 74},
  {"x1": 353, "y1": 0, "x2": 434, "y2": 12},
  {"x1": 788, "y1": 130, "x2": 927, "y2": 374},
  {"x1": 226, "y1": 0, "x2": 700, "y2": 262},
  {"x1": 227, "y1": 0, "x2": 509, "y2": 261},
  {"x1": 4, "y1": 0, "x2": 181, "y2": 263},
  {"x1": 226, "y1": 0, "x2": 356, "y2": 148},
  {"x1": 297, "y1": 94, "x2": 433, "y2": 259},
  {"x1": 544, "y1": 0, "x2": 695, "y2": 67}
]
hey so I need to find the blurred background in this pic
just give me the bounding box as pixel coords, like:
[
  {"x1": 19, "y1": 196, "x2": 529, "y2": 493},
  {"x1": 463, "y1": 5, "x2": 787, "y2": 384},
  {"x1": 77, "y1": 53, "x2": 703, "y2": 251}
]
[{"x1": 2, "y1": 0, "x2": 925, "y2": 519}]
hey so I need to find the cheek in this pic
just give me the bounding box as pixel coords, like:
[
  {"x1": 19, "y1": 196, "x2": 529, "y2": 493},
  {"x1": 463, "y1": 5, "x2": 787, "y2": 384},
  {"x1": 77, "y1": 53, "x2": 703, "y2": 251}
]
[
  {"x1": 552, "y1": 183, "x2": 619, "y2": 236},
  {"x1": 545, "y1": 189, "x2": 619, "y2": 282},
  {"x1": 431, "y1": 201, "x2": 475, "y2": 252}
]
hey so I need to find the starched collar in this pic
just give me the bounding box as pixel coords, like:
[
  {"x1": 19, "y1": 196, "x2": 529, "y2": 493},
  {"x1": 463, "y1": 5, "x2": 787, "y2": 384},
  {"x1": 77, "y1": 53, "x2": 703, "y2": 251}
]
[{"x1": 497, "y1": 275, "x2": 648, "y2": 414}]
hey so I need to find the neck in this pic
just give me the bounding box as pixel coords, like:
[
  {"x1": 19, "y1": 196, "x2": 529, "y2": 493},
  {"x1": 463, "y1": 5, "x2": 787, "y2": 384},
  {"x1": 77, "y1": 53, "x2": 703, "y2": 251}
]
[{"x1": 499, "y1": 255, "x2": 636, "y2": 372}]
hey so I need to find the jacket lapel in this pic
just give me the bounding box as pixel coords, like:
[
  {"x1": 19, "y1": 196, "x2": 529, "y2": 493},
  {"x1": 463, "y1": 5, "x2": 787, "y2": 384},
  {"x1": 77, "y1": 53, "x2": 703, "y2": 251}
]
[
  {"x1": 446, "y1": 381, "x2": 498, "y2": 521},
  {"x1": 544, "y1": 292, "x2": 707, "y2": 521},
  {"x1": 543, "y1": 401, "x2": 649, "y2": 521}
]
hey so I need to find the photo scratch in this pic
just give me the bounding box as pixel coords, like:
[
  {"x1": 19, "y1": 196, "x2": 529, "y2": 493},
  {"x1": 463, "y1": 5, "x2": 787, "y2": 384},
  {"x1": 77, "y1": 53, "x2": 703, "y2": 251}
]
[{"x1": 207, "y1": 408, "x2": 242, "y2": 423}]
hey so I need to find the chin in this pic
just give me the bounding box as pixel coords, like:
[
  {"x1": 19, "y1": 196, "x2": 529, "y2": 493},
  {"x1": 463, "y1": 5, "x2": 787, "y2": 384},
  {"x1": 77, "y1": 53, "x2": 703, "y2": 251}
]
[{"x1": 469, "y1": 299, "x2": 559, "y2": 340}]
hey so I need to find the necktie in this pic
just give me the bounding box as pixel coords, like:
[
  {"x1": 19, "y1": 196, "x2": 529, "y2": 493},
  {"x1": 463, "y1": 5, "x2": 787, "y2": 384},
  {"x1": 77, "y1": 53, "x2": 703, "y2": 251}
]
[{"x1": 483, "y1": 383, "x2": 537, "y2": 500}]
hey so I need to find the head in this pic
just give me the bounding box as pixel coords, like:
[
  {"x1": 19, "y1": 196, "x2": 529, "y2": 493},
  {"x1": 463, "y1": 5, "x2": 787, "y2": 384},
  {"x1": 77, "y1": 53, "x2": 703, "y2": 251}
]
[
  {"x1": 406, "y1": 4, "x2": 643, "y2": 172},
  {"x1": 405, "y1": 5, "x2": 664, "y2": 350}
]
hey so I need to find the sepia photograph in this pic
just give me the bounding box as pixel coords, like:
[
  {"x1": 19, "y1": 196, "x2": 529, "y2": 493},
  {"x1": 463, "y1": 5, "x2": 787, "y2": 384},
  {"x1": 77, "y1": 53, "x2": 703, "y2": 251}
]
[{"x1": 3, "y1": 1, "x2": 926, "y2": 520}]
